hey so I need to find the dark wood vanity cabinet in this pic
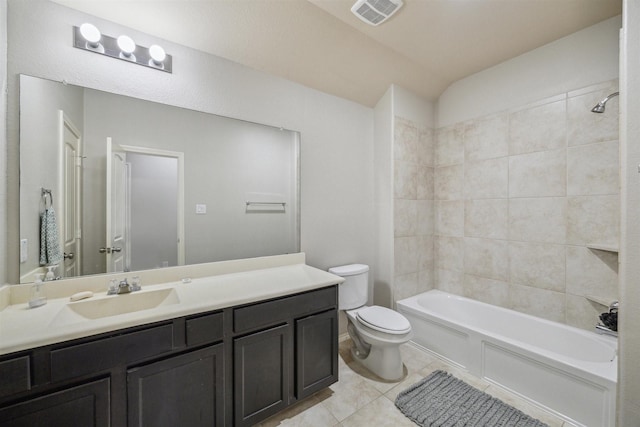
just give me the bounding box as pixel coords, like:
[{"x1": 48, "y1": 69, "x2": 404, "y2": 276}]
[
  {"x1": 0, "y1": 378, "x2": 111, "y2": 427},
  {"x1": 232, "y1": 286, "x2": 338, "y2": 427},
  {"x1": 128, "y1": 344, "x2": 225, "y2": 427},
  {"x1": 0, "y1": 285, "x2": 338, "y2": 427}
]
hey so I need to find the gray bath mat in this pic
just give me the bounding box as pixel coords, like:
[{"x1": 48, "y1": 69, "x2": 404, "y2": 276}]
[{"x1": 395, "y1": 370, "x2": 549, "y2": 427}]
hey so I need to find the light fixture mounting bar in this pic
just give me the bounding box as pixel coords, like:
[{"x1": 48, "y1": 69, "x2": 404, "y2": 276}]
[{"x1": 73, "y1": 26, "x2": 172, "y2": 73}]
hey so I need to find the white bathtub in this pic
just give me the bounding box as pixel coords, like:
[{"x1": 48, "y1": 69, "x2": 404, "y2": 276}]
[{"x1": 396, "y1": 290, "x2": 617, "y2": 427}]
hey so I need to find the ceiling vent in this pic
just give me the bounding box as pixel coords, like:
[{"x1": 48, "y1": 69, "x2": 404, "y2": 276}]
[{"x1": 351, "y1": 0, "x2": 404, "y2": 26}]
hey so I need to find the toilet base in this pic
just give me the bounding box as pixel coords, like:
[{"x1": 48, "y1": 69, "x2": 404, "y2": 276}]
[{"x1": 347, "y1": 331, "x2": 407, "y2": 381}]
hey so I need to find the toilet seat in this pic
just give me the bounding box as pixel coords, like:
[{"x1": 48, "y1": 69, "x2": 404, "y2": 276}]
[{"x1": 356, "y1": 306, "x2": 411, "y2": 335}]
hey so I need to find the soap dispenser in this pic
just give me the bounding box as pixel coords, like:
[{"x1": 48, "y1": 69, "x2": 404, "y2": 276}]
[
  {"x1": 28, "y1": 274, "x2": 47, "y2": 308},
  {"x1": 45, "y1": 265, "x2": 57, "y2": 281}
]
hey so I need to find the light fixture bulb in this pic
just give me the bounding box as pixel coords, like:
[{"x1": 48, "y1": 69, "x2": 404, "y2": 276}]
[
  {"x1": 117, "y1": 35, "x2": 136, "y2": 56},
  {"x1": 79, "y1": 23, "x2": 101, "y2": 47},
  {"x1": 149, "y1": 44, "x2": 166, "y2": 64}
]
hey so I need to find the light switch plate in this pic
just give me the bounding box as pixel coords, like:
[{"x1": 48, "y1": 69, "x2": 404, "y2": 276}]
[{"x1": 195, "y1": 204, "x2": 207, "y2": 214}]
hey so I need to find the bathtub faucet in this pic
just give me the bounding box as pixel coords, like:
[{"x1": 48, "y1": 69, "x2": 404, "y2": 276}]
[{"x1": 596, "y1": 301, "x2": 618, "y2": 337}]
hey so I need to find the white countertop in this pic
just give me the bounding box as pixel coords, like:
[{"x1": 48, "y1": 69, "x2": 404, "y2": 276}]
[{"x1": 0, "y1": 254, "x2": 344, "y2": 355}]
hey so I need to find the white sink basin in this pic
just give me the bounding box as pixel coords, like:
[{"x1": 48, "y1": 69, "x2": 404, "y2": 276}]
[{"x1": 50, "y1": 288, "x2": 180, "y2": 326}]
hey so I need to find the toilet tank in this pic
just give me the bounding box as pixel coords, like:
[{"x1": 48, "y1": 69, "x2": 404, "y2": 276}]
[{"x1": 328, "y1": 264, "x2": 369, "y2": 310}]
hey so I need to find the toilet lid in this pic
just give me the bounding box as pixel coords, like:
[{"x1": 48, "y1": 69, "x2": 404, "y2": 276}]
[{"x1": 356, "y1": 306, "x2": 411, "y2": 335}]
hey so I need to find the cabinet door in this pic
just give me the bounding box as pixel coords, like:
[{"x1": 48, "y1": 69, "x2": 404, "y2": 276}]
[
  {"x1": 127, "y1": 345, "x2": 224, "y2": 427},
  {"x1": 295, "y1": 309, "x2": 338, "y2": 400},
  {"x1": 234, "y1": 324, "x2": 290, "y2": 426},
  {"x1": 0, "y1": 378, "x2": 110, "y2": 427}
]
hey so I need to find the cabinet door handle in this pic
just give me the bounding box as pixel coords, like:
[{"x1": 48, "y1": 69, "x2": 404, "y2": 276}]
[{"x1": 64, "y1": 252, "x2": 74, "y2": 260}]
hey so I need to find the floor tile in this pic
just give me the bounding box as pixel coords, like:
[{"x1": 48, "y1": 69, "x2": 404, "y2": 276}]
[{"x1": 340, "y1": 396, "x2": 416, "y2": 427}]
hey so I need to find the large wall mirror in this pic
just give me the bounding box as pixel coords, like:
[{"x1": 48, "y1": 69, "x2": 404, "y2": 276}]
[{"x1": 19, "y1": 74, "x2": 300, "y2": 284}]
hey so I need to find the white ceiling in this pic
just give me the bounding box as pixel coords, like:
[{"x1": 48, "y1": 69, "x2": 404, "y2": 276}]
[{"x1": 52, "y1": 0, "x2": 621, "y2": 107}]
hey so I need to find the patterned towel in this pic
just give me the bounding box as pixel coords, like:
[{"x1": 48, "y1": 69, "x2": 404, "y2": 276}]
[{"x1": 40, "y1": 207, "x2": 63, "y2": 266}]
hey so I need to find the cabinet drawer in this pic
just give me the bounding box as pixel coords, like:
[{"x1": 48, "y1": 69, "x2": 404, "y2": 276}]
[
  {"x1": 185, "y1": 311, "x2": 223, "y2": 347},
  {"x1": 50, "y1": 324, "x2": 174, "y2": 382},
  {"x1": 234, "y1": 286, "x2": 336, "y2": 334},
  {"x1": 0, "y1": 356, "x2": 30, "y2": 398}
]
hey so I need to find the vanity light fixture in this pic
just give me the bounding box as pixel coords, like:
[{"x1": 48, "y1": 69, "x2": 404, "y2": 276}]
[
  {"x1": 79, "y1": 23, "x2": 104, "y2": 52},
  {"x1": 148, "y1": 44, "x2": 166, "y2": 69},
  {"x1": 117, "y1": 35, "x2": 136, "y2": 61},
  {"x1": 73, "y1": 23, "x2": 172, "y2": 73}
]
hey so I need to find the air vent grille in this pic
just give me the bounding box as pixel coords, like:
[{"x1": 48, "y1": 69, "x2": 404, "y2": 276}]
[{"x1": 351, "y1": 0, "x2": 403, "y2": 26}]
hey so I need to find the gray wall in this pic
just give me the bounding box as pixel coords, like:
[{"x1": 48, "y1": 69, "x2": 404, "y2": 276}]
[
  {"x1": 619, "y1": 1, "x2": 640, "y2": 424},
  {"x1": 6, "y1": 0, "x2": 376, "y2": 284},
  {"x1": 0, "y1": 0, "x2": 7, "y2": 283}
]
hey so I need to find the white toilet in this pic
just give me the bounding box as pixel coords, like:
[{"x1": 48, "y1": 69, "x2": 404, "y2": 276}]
[{"x1": 329, "y1": 264, "x2": 413, "y2": 381}]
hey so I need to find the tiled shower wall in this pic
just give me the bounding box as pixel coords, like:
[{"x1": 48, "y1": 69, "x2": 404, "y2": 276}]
[
  {"x1": 393, "y1": 118, "x2": 435, "y2": 302},
  {"x1": 433, "y1": 80, "x2": 620, "y2": 331},
  {"x1": 392, "y1": 81, "x2": 619, "y2": 331}
]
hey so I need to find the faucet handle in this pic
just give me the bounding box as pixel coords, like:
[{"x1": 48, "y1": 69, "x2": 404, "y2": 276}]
[
  {"x1": 131, "y1": 276, "x2": 141, "y2": 292},
  {"x1": 107, "y1": 279, "x2": 118, "y2": 295}
]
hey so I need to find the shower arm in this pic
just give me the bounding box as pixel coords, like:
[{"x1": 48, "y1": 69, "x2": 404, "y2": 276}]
[{"x1": 591, "y1": 91, "x2": 619, "y2": 113}]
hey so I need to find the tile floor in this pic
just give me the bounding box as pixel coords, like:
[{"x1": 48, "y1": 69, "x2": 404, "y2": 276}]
[{"x1": 257, "y1": 339, "x2": 580, "y2": 427}]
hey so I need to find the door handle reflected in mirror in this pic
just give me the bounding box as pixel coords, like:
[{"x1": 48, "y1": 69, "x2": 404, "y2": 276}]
[
  {"x1": 99, "y1": 247, "x2": 122, "y2": 254},
  {"x1": 63, "y1": 252, "x2": 74, "y2": 260}
]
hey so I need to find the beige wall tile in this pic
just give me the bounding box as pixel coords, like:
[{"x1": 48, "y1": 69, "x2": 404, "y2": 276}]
[
  {"x1": 435, "y1": 124, "x2": 464, "y2": 166},
  {"x1": 567, "y1": 195, "x2": 620, "y2": 245},
  {"x1": 509, "y1": 241, "x2": 566, "y2": 292},
  {"x1": 394, "y1": 199, "x2": 417, "y2": 237},
  {"x1": 435, "y1": 200, "x2": 464, "y2": 237},
  {"x1": 435, "y1": 164, "x2": 463, "y2": 200},
  {"x1": 566, "y1": 246, "x2": 618, "y2": 299},
  {"x1": 394, "y1": 236, "x2": 418, "y2": 275},
  {"x1": 509, "y1": 197, "x2": 567, "y2": 244},
  {"x1": 434, "y1": 236, "x2": 464, "y2": 272},
  {"x1": 418, "y1": 269, "x2": 434, "y2": 293},
  {"x1": 394, "y1": 273, "x2": 418, "y2": 302},
  {"x1": 416, "y1": 199, "x2": 434, "y2": 236},
  {"x1": 509, "y1": 99, "x2": 566, "y2": 155},
  {"x1": 509, "y1": 149, "x2": 566, "y2": 197},
  {"x1": 417, "y1": 166, "x2": 434, "y2": 200},
  {"x1": 417, "y1": 235, "x2": 434, "y2": 272},
  {"x1": 567, "y1": 140, "x2": 619, "y2": 196},
  {"x1": 394, "y1": 160, "x2": 417, "y2": 199},
  {"x1": 464, "y1": 237, "x2": 509, "y2": 281},
  {"x1": 418, "y1": 126, "x2": 435, "y2": 166},
  {"x1": 463, "y1": 274, "x2": 510, "y2": 307},
  {"x1": 435, "y1": 269, "x2": 465, "y2": 295},
  {"x1": 509, "y1": 284, "x2": 566, "y2": 323},
  {"x1": 464, "y1": 157, "x2": 508, "y2": 199},
  {"x1": 465, "y1": 199, "x2": 508, "y2": 239},
  {"x1": 394, "y1": 117, "x2": 418, "y2": 162},
  {"x1": 568, "y1": 85, "x2": 619, "y2": 147},
  {"x1": 464, "y1": 113, "x2": 509, "y2": 161}
]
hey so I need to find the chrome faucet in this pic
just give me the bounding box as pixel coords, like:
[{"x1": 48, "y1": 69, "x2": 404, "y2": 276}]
[{"x1": 107, "y1": 277, "x2": 141, "y2": 295}]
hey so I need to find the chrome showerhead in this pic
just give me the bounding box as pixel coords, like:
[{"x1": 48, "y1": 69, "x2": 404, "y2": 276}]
[{"x1": 591, "y1": 91, "x2": 619, "y2": 113}]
